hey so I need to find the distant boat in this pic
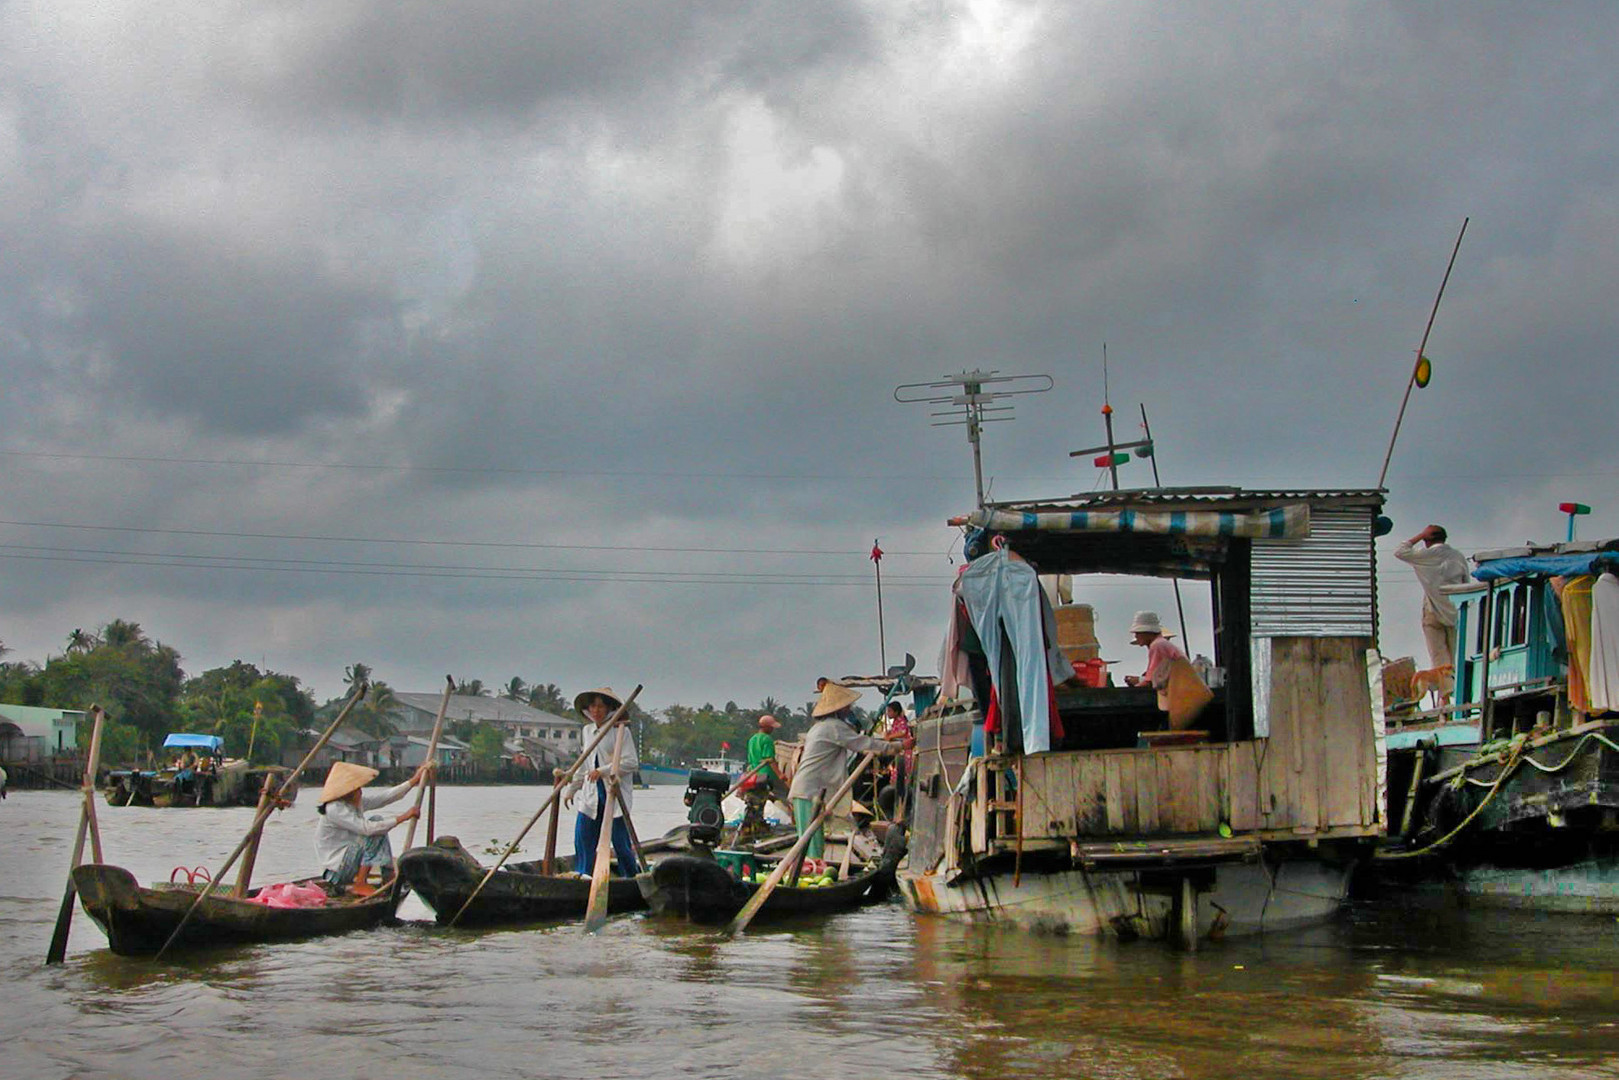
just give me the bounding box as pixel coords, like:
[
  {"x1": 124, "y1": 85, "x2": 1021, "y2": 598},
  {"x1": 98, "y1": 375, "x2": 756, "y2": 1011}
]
[
  {"x1": 102, "y1": 733, "x2": 293, "y2": 808},
  {"x1": 694, "y1": 753, "x2": 744, "y2": 782},
  {"x1": 637, "y1": 763, "x2": 690, "y2": 786}
]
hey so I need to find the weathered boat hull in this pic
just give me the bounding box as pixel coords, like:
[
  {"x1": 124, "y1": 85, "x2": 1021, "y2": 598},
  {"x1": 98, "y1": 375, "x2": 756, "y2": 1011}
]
[
  {"x1": 397, "y1": 837, "x2": 649, "y2": 926},
  {"x1": 896, "y1": 858, "x2": 1351, "y2": 940},
  {"x1": 638, "y1": 852, "x2": 898, "y2": 925},
  {"x1": 70, "y1": 864, "x2": 402, "y2": 956}
]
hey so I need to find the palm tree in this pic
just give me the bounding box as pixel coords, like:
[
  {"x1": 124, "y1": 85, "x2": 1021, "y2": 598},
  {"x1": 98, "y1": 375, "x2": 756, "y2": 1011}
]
[
  {"x1": 102, "y1": 619, "x2": 147, "y2": 649},
  {"x1": 66, "y1": 628, "x2": 99, "y2": 654},
  {"x1": 501, "y1": 677, "x2": 528, "y2": 702},
  {"x1": 454, "y1": 678, "x2": 489, "y2": 697},
  {"x1": 757, "y1": 696, "x2": 784, "y2": 717},
  {"x1": 527, "y1": 682, "x2": 568, "y2": 714},
  {"x1": 344, "y1": 662, "x2": 372, "y2": 699},
  {"x1": 352, "y1": 681, "x2": 400, "y2": 737}
]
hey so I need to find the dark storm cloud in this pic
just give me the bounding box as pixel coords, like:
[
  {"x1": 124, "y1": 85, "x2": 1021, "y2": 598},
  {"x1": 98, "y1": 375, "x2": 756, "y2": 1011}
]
[{"x1": 1, "y1": 1, "x2": 1616, "y2": 703}]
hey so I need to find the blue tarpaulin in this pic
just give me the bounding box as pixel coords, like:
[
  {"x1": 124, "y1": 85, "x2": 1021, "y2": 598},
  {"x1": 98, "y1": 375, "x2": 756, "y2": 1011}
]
[
  {"x1": 1472, "y1": 552, "x2": 1619, "y2": 582},
  {"x1": 162, "y1": 733, "x2": 224, "y2": 752}
]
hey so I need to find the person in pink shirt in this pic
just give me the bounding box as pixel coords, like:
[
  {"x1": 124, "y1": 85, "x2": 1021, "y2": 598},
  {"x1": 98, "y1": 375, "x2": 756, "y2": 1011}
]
[{"x1": 1123, "y1": 610, "x2": 1186, "y2": 712}]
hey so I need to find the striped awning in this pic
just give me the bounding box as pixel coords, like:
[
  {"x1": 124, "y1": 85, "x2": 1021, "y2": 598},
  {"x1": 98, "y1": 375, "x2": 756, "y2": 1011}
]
[{"x1": 967, "y1": 503, "x2": 1311, "y2": 539}]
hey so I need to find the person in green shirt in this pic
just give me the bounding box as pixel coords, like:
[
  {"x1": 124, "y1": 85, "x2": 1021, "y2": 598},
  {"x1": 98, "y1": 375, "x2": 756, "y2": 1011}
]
[{"x1": 745, "y1": 714, "x2": 789, "y2": 805}]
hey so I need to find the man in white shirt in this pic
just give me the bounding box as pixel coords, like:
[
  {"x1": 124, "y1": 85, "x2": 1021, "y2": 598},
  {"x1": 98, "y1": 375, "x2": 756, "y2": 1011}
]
[{"x1": 1394, "y1": 524, "x2": 1472, "y2": 670}]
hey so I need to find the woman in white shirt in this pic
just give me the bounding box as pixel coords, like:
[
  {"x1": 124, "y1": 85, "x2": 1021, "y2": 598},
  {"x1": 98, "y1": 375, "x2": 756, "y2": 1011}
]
[
  {"x1": 563, "y1": 687, "x2": 639, "y2": 877},
  {"x1": 314, "y1": 760, "x2": 428, "y2": 890}
]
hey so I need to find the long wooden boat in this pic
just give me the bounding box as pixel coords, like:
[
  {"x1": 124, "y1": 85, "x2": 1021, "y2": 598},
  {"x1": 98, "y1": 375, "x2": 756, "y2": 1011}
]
[
  {"x1": 398, "y1": 834, "x2": 669, "y2": 926},
  {"x1": 637, "y1": 829, "x2": 904, "y2": 925},
  {"x1": 70, "y1": 863, "x2": 403, "y2": 956}
]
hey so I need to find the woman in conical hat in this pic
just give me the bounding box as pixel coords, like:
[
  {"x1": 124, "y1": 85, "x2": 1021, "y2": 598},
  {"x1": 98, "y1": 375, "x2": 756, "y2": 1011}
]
[
  {"x1": 563, "y1": 687, "x2": 640, "y2": 877},
  {"x1": 314, "y1": 759, "x2": 430, "y2": 892},
  {"x1": 787, "y1": 681, "x2": 907, "y2": 861}
]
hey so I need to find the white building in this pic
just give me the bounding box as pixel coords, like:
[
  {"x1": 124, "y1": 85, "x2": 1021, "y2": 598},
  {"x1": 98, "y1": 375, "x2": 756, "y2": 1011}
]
[
  {"x1": 390, "y1": 693, "x2": 582, "y2": 766},
  {"x1": 0, "y1": 704, "x2": 84, "y2": 762}
]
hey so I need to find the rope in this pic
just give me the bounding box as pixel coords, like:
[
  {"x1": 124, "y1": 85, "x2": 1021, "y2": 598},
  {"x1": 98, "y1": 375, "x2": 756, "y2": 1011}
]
[{"x1": 1375, "y1": 739, "x2": 1525, "y2": 861}]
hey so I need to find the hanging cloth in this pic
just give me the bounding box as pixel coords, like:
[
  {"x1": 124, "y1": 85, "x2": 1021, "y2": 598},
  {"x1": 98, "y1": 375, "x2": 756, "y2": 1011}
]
[
  {"x1": 955, "y1": 548, "x2": 1070, "y2": 754},
  {"x1": 1557, "y1": 575, "x2": 1595, "y2": 715},
  {"x1": 1587, "y1": 572, "x2": 1619, "y2": 714}
]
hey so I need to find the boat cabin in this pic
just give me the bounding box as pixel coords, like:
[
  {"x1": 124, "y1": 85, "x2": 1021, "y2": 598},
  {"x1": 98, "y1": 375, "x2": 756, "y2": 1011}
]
[{"x1": 909, "y1": 487, "x2": 1386, "y2": 884}]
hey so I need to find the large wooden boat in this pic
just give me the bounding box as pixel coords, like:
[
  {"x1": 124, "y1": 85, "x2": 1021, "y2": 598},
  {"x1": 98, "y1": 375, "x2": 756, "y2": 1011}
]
[
  {"x1": 396, "y1": 835, "x2": 652, "y2": 926},
  {"x1": 900, "y1": 487, "x2": 1387, "y2": 948},
  {"x1": 1376, "y1": 539, "x2": 1619, "y2": 912},
  {"x1": 70, "y1": 864, "x2": 403, "y2": 956}
]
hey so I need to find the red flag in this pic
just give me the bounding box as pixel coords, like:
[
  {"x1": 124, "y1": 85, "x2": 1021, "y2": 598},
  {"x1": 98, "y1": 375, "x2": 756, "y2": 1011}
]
[
  {"x1": 721, "y1": 741, "x2": 730, "y2": 751},
  {"x1": 870, "y1": 540, "x2": 884, "y2": 563}
]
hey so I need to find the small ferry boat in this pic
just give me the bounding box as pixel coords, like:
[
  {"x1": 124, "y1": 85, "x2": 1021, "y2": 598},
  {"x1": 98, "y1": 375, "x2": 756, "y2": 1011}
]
[
  {"x1": 899, "y1": 486, "x2": 1387, "y2": 948},
  {"x1": 1376, "y1": 539, "x2": 1619, "y2": 912},
  {"x1": 102, "y1": 733, "x2": 293, "y2": 808}
]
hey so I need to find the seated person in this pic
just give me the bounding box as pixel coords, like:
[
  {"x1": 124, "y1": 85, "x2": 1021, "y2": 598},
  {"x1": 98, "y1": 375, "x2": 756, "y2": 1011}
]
[{"x1": 314, "y1": 761, "x2": 428, "y2": 891}]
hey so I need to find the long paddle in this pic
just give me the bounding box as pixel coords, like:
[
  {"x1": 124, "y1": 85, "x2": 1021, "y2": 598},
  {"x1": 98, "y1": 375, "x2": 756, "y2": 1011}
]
[
  {"x1": 447, "y1": 685, "x2": 642, "y2": 927},
  {"x1": 152, "y1": 681, "x2": 369, "y2": 961},
  {"x1": 727, "y1": 751, "x2": 879, "y2": 937},
  {"x1": 233, "y1": 774, "x2": 277, "y2": 898},
  {"x1": 45, "y1": 704, "x2": 106, "y2": 965},
  {"x1": 399, "y1": 676, "x2": 454, "y2": 854},
  {"x1": 582, "y1": 723, "x2": 628, "y2": 933}
]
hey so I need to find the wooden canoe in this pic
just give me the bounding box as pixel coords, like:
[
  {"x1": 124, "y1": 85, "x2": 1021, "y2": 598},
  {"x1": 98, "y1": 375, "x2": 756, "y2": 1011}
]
[
  {"x1": 397, "y1": 835, "x2": 651, "y2": 926},
  {"x1": 636, "y1": 830, "x2": 904, "y2": 925},
  {"x1": 70, "y1": 864, "x2": 403, "y2": 956}
]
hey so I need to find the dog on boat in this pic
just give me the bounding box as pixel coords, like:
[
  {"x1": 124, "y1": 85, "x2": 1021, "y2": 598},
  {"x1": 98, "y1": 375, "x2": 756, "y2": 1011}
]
[{"x1": 1410, "y1": 663, "x2": 1454, "y2": 707}]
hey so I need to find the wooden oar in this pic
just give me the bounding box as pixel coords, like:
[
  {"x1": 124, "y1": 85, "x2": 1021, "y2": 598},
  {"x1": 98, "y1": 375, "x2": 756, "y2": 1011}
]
[
  {"x1": 426, "y1": 768, "x2": 437, "y2": 843},
  {"x1": 727, "y1": 751, "x2": 879, "y2": 937},
  {"x1": 447, "y1": 686, "x2": 642, "y2": 927},
  {"x1": 611, "y1": 783, "x2": 643, "y2": 857},
  {"x1": 152, "y1": 681, "x2": 368, "y2": 961},
  {"x1": 582, "y1": 723, "x2": 628, "y2": 933},
  {"x1": 45, "y1": 704, "x2": 106, "y2": 965},
  {"x1": 543, "y1": 766, "x2": 565, "y2": 874},
  {"x1": 399, "y1": 675, "x2": 454, "y2": 854}
]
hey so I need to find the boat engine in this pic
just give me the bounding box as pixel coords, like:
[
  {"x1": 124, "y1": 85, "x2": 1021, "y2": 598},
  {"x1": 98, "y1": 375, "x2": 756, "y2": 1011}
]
[{"x1": 683, "y1": 769, "x2": 731, "y2": 847}]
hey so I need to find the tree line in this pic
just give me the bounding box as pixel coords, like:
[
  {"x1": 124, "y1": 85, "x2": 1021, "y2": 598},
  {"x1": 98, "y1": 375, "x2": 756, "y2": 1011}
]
[{"x1": 1, "y1": 620, "x2": 876, "y2": 768}]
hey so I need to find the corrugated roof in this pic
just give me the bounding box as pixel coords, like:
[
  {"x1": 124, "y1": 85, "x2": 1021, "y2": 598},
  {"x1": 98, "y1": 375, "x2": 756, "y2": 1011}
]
[
  {"x1": 981, "y1": 487, "x2": 1384, "y2": 516},
  {"x1": 392, "y1": 692, "x2": 580, "y2": 726}
]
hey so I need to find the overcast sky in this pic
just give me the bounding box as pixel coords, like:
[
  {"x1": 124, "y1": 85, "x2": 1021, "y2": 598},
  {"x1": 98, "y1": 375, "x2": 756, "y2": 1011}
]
[{"x1": 2, "y1": 2, "x2": 1615, "y2": 711}]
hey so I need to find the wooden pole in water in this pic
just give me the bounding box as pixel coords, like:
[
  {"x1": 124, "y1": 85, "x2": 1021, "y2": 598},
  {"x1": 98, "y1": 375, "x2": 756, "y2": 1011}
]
[
  {"x1": 426, "y1": 769, "x2": 437, "y2": 844},
  {"x1": 449, "y1": 687, "x2": 642, "y2": 927},
  {"x1": 583, "y1": 724, "x2": 628, "y2": 933},
  {"x1": 728, "y1": 752, "x2": 879, "y2": 937},
  {"x1": 152, "y1": 682, "x2": 368, "y2": 961},
  {"x1": 45, "y1": 704, "x2": 106, "y2": 965}
]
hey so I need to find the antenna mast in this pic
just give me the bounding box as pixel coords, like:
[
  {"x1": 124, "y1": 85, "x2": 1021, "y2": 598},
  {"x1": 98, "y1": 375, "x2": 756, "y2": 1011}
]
[{"x1": 895, "y1": 369, "x2": 1054, "y2": 507}]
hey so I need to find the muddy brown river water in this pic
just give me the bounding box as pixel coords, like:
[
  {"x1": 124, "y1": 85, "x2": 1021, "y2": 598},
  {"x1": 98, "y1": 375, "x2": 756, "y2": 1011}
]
[{"x1": 3, "y1": 787, "x2": 1616, "y2": 1079}]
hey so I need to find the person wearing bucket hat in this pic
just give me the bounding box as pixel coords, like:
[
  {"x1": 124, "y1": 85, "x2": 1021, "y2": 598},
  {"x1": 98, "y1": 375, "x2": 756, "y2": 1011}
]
[
  {"x1": 1123, "y1": 611, "x2": 1186, "y2": 710},
  {"x1": 314, "y1": 759, "x2": 431, "y2": 892},
  {"x1": 787, "y1": 681, "x2": 907, "y2": 860},
  {"x1": 562, "y1": 687, "x2": 640, "y2": 877}
]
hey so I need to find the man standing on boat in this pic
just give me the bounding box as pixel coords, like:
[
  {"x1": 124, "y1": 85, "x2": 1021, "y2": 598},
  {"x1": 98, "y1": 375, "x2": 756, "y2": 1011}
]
[
  {"x1": 788, "y1": 682, "x2": 906, "y2": 861},
  {"x1": 746, "y1": 714, "x2": 790, "y2": 807},
  {"x1": 1394, "y1": 524, "x2": 1471, "y2": 671}
]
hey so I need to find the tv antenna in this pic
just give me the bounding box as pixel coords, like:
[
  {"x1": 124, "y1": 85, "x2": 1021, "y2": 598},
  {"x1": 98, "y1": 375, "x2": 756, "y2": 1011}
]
[
  {"x1": 1067, "y1": 343, "x2": 1153, "y2": 492},
  {"x1": 895, "y1": 368, "x2": 1053, "y2": 507}
]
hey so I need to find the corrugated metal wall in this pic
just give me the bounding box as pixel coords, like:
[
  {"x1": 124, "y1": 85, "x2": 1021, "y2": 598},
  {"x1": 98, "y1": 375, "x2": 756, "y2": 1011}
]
[{"x1": 1250, "y1": 507, "x2": 1377, "y2": 637}]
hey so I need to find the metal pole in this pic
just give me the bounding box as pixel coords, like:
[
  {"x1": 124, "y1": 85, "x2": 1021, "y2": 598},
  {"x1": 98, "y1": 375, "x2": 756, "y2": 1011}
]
[
  {"x1": 874, "y1": 540, "x2": 887, "y2": 673},
  {"x1": 1140, "y1": 405, "x2": 1190, "y2": 646}
]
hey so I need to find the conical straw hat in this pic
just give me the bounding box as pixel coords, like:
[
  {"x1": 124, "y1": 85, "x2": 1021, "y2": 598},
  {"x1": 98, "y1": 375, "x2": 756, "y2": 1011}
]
[
  {"x1": 318, "y1": 761, "x2": 378, "y2": 805},
  {"x1": 812, "y1": 681, "x2": 862, "y2": 717},
  {"x1": 573, "y1": 687, "x2": 624, "y2": 716}
]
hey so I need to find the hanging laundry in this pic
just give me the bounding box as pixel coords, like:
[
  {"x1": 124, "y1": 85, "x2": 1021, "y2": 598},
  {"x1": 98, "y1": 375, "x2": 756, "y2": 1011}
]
[
  {"x1": 954, "y1": 548, "x2": 1071, "y2": 753},
  {"x1": 1587, "y1": 572, "x2": 1619, "y2": 714}
]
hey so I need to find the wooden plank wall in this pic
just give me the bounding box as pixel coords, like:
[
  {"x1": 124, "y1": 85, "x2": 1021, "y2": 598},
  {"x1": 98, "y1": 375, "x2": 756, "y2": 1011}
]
[
  {"x1": 1255, "y1": 636, "x2": 1376, "y2": 833},
  {"x1": 1011, "y1": 636, "x2": 1376, "y2": 841}
]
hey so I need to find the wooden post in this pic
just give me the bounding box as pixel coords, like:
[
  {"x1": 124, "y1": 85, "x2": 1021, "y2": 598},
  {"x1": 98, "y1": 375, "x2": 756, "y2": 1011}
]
[
  {"x1": 728, "y1": 752, "x2": 879, "y2": 936},
  {"x1": 233, "y1": 774, "x2": 277, "y2": 898},
  {"x1": 45, "y1": 704, "x2": 107, "y2": 965},
  {"x1": 152, "y1": 682, "x2": 369, "y2": 961},
  {"x1": 449, "y1": 687, "x2": 642, "y2": 927},
  {"x1": 426, "y1": 770, "x2": 437, "y2": 844},
  {"x1": 544, "y1": 768, "x2": 565, "y2": 875}
]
